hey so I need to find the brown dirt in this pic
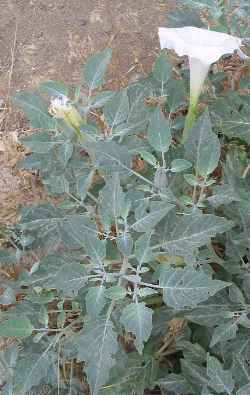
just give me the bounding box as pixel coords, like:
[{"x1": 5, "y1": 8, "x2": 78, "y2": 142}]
[{"x1": 0, "y1": 0, "x2": 175, "y2": 227}]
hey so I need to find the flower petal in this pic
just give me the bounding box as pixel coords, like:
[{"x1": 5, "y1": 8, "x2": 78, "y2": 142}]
[
  {"x1": 158, "y1": 26, "x2": 242, "y2": 65},
  {"x1": 189, "y1": 57, "x2": 210, "y2": 104}
]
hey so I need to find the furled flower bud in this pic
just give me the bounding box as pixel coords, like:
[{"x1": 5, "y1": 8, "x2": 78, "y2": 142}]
[{"x1": 49, "y1": 95, "x2": 84, "y2": 139}]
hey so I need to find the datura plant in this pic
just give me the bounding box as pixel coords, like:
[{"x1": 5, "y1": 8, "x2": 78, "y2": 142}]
[{"x1": 0, "y1": 1, "x2": 250, "y2": 395}]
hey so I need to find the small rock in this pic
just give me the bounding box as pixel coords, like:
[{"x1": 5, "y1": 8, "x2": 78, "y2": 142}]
[
  {"x1": 128, "y1": 72, "x2": 144, "y2": 84},
  {"x1": 77, "y1": 18, "x2": 87, "y2": 27}
]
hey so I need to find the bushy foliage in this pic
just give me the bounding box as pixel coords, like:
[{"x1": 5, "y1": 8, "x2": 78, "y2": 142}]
[{"x1": 0, "y1": 1, "x2": 250, "y2": 394}]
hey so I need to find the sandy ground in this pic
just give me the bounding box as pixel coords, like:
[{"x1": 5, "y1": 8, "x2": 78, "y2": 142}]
[{"x1": 0, "y1": 0, "x2": 175, "y2": 226}]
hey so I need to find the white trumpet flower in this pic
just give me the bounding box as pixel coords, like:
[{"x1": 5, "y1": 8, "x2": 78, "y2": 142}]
[{"x1": 158, "y1": 26, "x2": 244, "y2": 141}]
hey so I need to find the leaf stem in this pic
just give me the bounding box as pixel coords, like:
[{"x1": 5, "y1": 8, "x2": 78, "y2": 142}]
[
  {"x1": 197, "y1": 177, "x2": 207, "y2": 207},
  {"x1": 134, "y1": 280, "x2": 162, "y2": 290},
  {"x1": 87, "y1": 191, "x2": 99, "y2": 204}
]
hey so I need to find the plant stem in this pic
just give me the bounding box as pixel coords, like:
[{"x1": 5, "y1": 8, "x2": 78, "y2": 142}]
[
  {"x1": 118, "y1": 256, "x2": 129, "y2": 286},
  {"x1": 182, "y1": 102, "x2": 197, "y2": 143}
]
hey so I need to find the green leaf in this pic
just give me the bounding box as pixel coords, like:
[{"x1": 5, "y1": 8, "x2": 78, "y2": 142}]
[
  {"x1": 76, "y1": 169, "x2": 94, "y2": 201},
  {"x1": 177, "y1": 340, "x2": 206, "y2": 364},
  {"x1": 153, "y1": 53, "x2": 172, "y2": 85},
  {"x1": 186, "y1": 305, "x2": 232, "y2": 327},
  {"x1": 14, "y1": 352, "x2": 54, "y2": 395},
  {"x1": 84, "y1": 48, "x2": 112, "y2": 90},
  {"x1": 157, "y1": 374, "x2": 193, "y2": 394},
  {"x1": 162, "y1": 213, "x2": 233, "y2": 255},
  {"x1": 80, "y1": 122, "x2": 101, "y2": 138},
  {"x1": 104, "y1": 90, "x2": 129, "y2": 128},
  {"x1": 160, "y1": 267, "x2": 229, "y2": 309},
  {"x1": 105, "y1": 286, "x2": 127, "y2": 300},
  {"x1": 166, "y1": 79, "x2": 186, "y2": 113},
  {"x1": 210, "y1": 321, "x2": 238, "y2": 347},
  {"x1": 43, "y1": 212, "x2": 95, "y2": 248},
  {"x1": 116, "y1": 233, "x2": 133, "y2": 256},
  {"x1": 86, "y1": 141, "x2": 132, "y2": 176},
  {"x1": 12, "y1": 92, "x2": 55, "y2": 129},
  {"x1": 126, "y1": 83, "x2": 151, "y2": 128},
  {"x1": 21, "y1": 131, "x2": 59, "y2": 154},
  {"x1": 229, "y1": 284, "x2": 245, "y2": 305},
  {"x1": 181, "y1": 359, "x2": 209, "y2": 392},
  {"x1": 170, "y1": 158, "x2": 192, "y2": 173},
  {"x1": 45, "y1": 263, "x2": 88, "y2": 294},
  {"x1": 202, "y1": 387, "x2": 214, "y2": 395},
  {"x1": 58, "y1": 140, "x2": 73, "y2": 165},
  {"x1": 39, "y1": 80, "x2": 69, "y2": 96},
  {"x1": 131, "y1": 202, "x2": 174, "y2": 233},
  {"x1": 86, "y1": 286, "x2": 107, "y2": 318},
  {"x1": 208, "y1": 184, "x2": 240, "y2": 207},
  {"x1": 148, "y1": 108, "x2": 171, "y2": 153},
  {"x1": 207, "y1": 355, "x2": 235, "y2": 394},
  {"x1": 134, "y1": 232, "x2": 153, "y2": 264},
  {"x1": 185, "y1": 110, "x2": 221, "y2": 177},
  {"x1": 237, "y1": 384, "x2": 250, "y2": 395},
  {"x1": 44, "y1": 174, "x2": 70, "y2": 195},
  {"x1": 184, "y1": 173, "x2": 199, "y2": 186},
  {"x1": 99, "y1": 173, "x2": 126, "y2": 221},
  {"x1": 120, "y1": 302, "x2": 153, "y2": 354},
  {"x1": 77, "y1": 317, "x2": 119, "y2": 395},
  {"x1": 0, "y1": 317, "x2": 34, "y2": 338},
  {"x1": 82, "y1": 233, "x2": 106, "y2": 269},
  {"x1": 137, "y1": 150, "x2": 158, "y2": 167},
  {"x1": 211, "y1": 93, "x2": 250, "y2": 144},
  {"x1": 89, "y1": 91, "x2": 115, "y2": 108},
  {"x1": 233, "y1": 353, "x2": 250, "y2": 388}
]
